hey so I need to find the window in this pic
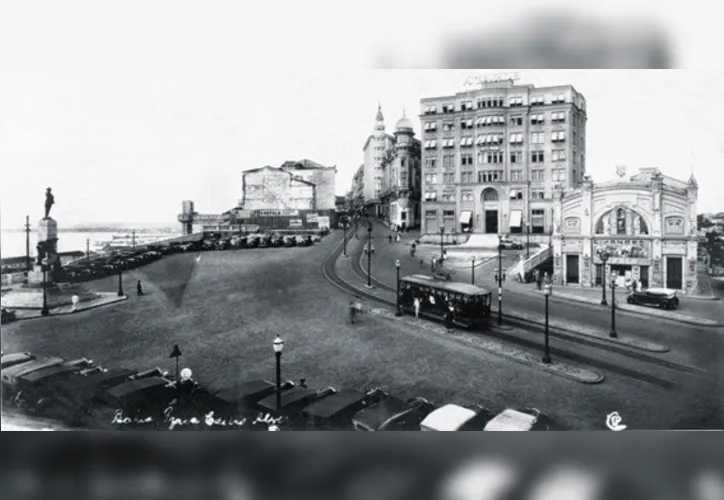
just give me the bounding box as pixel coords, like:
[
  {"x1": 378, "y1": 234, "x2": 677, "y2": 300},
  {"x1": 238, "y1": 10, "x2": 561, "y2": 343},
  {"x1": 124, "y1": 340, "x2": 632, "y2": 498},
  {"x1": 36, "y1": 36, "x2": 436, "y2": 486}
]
[
  {"x1": 424, "y1": 121, "x2": 438, "y2": 132},
  {"x1": 425, "y1": 173, "x2": 438, "y2": 184},
  {"x1": 530, "y1": 95, "x2": 545, "y2": 105},
  {"x1": 461, "y1": 190, "x2": 473, "y2": 201},
  {"x1": 460, "y1": 101, "x2": 473, "y2": 111},
  {"x1": 531, "y1": 132, "x2": 545, "y2": 144},
  {"x1": 510, "y1": 151, "x2": 523, "y2": 164},
  {"x1": 461, "y1": 153, "x2": 473, "y2": 166},
  {"x1": 425, "y1": 157, "x2": 437, "y2": 169},
  {"x1": 478, "y1": 170, "x2": 503, "y2": 183},
  {"x1": 442, "y1": 104, "x2": 455, "y2": 113},
  {"x1": 478, "y1": 115, "x2": 504, "y2": 127},
  {"x1": 551, "y1": 112, "x2": 565, "y2": 123},
  {"x1": 551, "y1": 94, "x2": 566, "y2": 104},
  {"x1": 531, "y1": 189, "x2": 545, "y2": 199},
  {"x1": 423, "y1": 105, "x2": 438, "y2": 114},
  {"x1": 425, "y1": 210, "x2": 437, "y2": 217},
  {"x1": 552, "y1": 168, "x2": 566, "y2": 182},
  {"x1": 552, "y1": 150, "x2": 566, "y2": 162},
  {"x1": 480, "y1": 151, "x2": 504, "y2": 164},
  {"x1": 442, "y1": 121, "x2": 455, "y2": 132},
  {"x1": 460, "y1": 136, "x2": 474, "y2": 147},
  {"x1": 476, "y1": 134, "x2": 503, "y2": 145},
  {"x1": 461, "y1": 118, "x2": 474, "y2": 129},
  {"x1": 531, "y1": 151, "x2": 545, "y2": 163},
  {"x1": 510, "y1": 170, "x2": 524, "y2": 181},
  {"x1": 424, "y1": 140, "x2": 437, "y2": 149},
  {"x1": 509, "y1": 96, "x2": 524, "y2": 106},
  {"x1": 442, "y1": 193, "x2": 455, "y2": 202},
  {"x1": 477, "y1": 97, "x2": 503, "y2": 108},
  {"x1": 616, "y1": 208, "x2": 627, "y2": 234},
  {"x1": 510, "y1": 116, "x2": 523, "y2": 127},
  {"x1": 442, "y1": 138, "x2": 455, "y2": 148},
  {"x1": 532, "y1": 209, "x2": 545, "y2": 233},
  {"x1": 509, "y1": 133, "x2": 523, "y2": 145},
  {"x1": 424, "y1": 191, "x2": 437, "y2": 201},
  {"x1": 443, "y1": 155, "x2": 454, "y2": 168},
  {"x1": 443, "y1": 210, "x2": 455, "y2": 218},
  {"x1": 443, "y1": 173, "x2": 455, "y2": 184},
  {"x1": 461, "y1": 172, "x2": 474, "y2": 184},
  {"x1": 530, "y1": 114, "x2": 545, "y2": 125},
  {"x1": 551, "y1": 131, "x2": 566, "y2": 142}
]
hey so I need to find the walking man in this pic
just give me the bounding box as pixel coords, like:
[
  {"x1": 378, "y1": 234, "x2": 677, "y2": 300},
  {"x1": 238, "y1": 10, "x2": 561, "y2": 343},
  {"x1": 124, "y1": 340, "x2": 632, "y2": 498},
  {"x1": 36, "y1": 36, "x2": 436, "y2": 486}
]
[
  {"x1": 389, "y1": 234, "x2": 393, "y2": 243},
  {"x1": 445, "y1": 304, "x2": 455, "y2": 333},
  {"x1": 71, "y1": 293, "x2": 79, "y2": 313},
  {"x1": 349, "y1": 298, "x2": 361, "y2": 324},
  {"x1": 535, "y1": 269, "x2": 542, "y2": 290},
  {"x1": 136, "y1": 280, "x2": 144, "y2": 296},
  {"x1": 413, "y1": 296, "x2": 421, "y2": 319},
  {"x1": 420, "y1": 258, "x2": 425, "y2": 269}
]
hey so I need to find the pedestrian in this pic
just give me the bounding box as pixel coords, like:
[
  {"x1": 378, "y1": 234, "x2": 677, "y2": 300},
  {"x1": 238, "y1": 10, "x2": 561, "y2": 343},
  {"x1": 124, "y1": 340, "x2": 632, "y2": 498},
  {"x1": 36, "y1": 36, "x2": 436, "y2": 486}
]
[
  {"x1": 445, "y1": 305, "x2": 455, "y2": 332},
  {"x1": 432, "y1": 256, "x2": 437, "y2": 270},
  {"x1": 637, "y1": 280, "x2": 643, "y2": 292},
  {"x1": 299, "y1": 377, "x2": 307, "y2": 388},
  {"x1": 396, "y1": 233, "x2": 400, "y2": 243},
  {"x1": 349, "y1": 299, "x2": 357, "y2": 324},
  {"x1": 544, "y1": 272, "x2": 549, "y2": 285},
  {"x1": 389, "y1": 234, "x2": 393, "y2": 243},
  {"x1": 413, "y1": 296, "x2": 421, "y2": 319},
  {"x1": 136, "y1": 280, "x2": 144, "y2": 296},
  {"x1": 420, "y1": 258, "x2": 425, "y2": 269},
  {"x1": 535, "y1": 269, "x2": 542, "y2": 290},
  {"x1": 71, "y1": 293, "x2": 79, "y2": 313},
  {"x1": 630, "y1": 279, "x2": 637, "y2": 294}
]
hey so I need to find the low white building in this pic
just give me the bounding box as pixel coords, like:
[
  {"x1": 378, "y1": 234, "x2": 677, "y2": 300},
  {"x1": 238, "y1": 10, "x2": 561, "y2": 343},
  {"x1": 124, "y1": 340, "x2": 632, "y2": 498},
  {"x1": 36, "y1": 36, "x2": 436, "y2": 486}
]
[{"x1": 551, "y1": 168, "x2": 698, "y2": 293}]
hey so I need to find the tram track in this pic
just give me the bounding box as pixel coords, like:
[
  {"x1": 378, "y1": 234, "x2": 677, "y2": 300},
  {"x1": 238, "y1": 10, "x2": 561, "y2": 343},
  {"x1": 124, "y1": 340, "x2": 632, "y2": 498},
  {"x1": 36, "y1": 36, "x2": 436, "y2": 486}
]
[{"x1": 321, "y1": 226, "x2": 712, "y2": 388}]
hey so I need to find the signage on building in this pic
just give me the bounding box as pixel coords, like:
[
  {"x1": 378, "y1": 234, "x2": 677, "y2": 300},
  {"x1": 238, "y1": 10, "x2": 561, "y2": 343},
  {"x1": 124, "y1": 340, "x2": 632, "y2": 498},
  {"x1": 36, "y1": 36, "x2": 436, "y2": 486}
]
[
  {"x1": 257, "y1": 209, "x2": 300, "y2": 217},
  {"x1": 594, "y1": 239, "x2": 651, "y2": 259},
  {"x1": 289, "y1": 219, "x2": 303, "y2": 228},
  {"x1": 317, "y1": 216, "x2": 330, "y2": 230},
  {"x1": 307, "y1": 213, "x2": 319, "y2": 223},
  {"x1": 464, "y1": 72, "x2": 520, "y2": 87}
]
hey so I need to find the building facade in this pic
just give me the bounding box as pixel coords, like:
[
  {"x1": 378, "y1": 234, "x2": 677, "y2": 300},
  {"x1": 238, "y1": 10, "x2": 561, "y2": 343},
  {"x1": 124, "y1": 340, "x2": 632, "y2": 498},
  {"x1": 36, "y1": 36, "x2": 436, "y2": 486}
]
[
  {"x1": 419, "y1": 79, "x2": 587, "y2": 235},
  {"x1": 348, "y1": 164, "x2": 365, "y2": 212},
  {"x1": 551, "y1": 168, "x2": 699, "y2": 293},
  {"x1": 362, "y1": 105, "x2": 396, "y2": 216},
  {"x1": 379, "y1": 113, "x2": 422, "y2": 229}
]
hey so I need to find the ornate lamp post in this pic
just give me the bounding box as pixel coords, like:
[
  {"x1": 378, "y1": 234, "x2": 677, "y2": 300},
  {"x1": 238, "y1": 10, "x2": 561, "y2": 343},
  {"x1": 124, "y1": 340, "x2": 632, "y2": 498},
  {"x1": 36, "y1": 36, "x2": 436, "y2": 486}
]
[
  {"x1": 273, "y1": 336, "x2": 284, "y2": 411},
  {"x1": 366, "y1": 223, "x2": 373, "y2": 288},
  {"x1": 440, "y1": 227, "x2": 445, "y2": 262},
  {"x1": 41, "y1": 257, "x2": 49, "y2": 316},
  {"x1": 526, "y1": 219, "x2": 531, "y2": 260},
  {"x1": 597, "y1": 249, "x2": 609, "y2": 306},
  {"x1": 471, "y1": 256, "x2": 475, "y2": 285},
  {"x1": 497, "y1": 234, "x2": 503, "y2": 326},
  {"x1": 395, "y1": 260, "x2": 402, "y2": 316},
  {"x1": 542, "y1": 284, "x2": 552, "y2": 363},
  {"x1": 610, "y1": 272, "x2": 619, "y2": 338},
  {"x1": 342, "y1": 216, "x2": 348, "y2": 258},
  {"x1": 117, "y1": 268, "x2": 124, "y2": 297}
]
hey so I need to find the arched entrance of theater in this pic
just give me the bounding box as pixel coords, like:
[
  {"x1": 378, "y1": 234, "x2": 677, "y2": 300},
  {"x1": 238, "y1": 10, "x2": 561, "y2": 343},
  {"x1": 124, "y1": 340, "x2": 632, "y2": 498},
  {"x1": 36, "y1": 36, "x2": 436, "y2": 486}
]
[{"x1": 481, "y1": 188, "x2": 500, "y2": 234}]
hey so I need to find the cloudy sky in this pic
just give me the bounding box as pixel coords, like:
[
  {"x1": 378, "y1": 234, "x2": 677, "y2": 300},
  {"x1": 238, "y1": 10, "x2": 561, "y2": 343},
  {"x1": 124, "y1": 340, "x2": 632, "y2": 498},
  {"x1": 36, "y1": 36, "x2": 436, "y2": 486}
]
[{"x1": 2, "y1": 2, "x2": 723, "y2": 228}]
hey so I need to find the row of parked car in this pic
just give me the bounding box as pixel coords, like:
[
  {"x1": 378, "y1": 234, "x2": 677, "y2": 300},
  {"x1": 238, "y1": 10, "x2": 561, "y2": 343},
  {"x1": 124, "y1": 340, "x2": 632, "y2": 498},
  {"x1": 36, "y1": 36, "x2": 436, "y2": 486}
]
[
  {"x1": 62, "y1": 248, "x2": 166, "y2": 282},
  {"x1": 1, "y1": 350, "x2": 559, "y2": 431},
  {"x1": 202, "y1": 233, "x2": 322, "y2": 251}
]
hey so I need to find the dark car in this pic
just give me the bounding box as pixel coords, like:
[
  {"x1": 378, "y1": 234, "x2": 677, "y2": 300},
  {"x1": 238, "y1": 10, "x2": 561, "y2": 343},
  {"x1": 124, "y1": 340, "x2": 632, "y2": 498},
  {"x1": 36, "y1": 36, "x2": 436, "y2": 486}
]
[
  {"x1": 270, "y1": 235, "x2": 285, "y2": 247},
  {"x1": 283, "y1": 236, "x2": 297, "y2": 247},
  {"x1": 352, "y1": 396, "x2": 436, "y2": 431},
  {"x1": 214, "y1": 379, "x2": 295, "y2": 417},
  {"x1": 627, "y1": 288, "x2": 679, "y2": 310},
  {"x1": 257, "y1": 386, "x2": 335, "y2": 414},
  {"x1": 499, "y1": 237, "x2": 524, "y2": 250},
  {"x1": 1, "y1": 308, "x2": 17, "y2": 325},
  {"x1": 297, "y1": 388, "x2": 386, "y2": 430},
  {"x1": 1, "y1": 352, "x2": 35, "y2": 369}
]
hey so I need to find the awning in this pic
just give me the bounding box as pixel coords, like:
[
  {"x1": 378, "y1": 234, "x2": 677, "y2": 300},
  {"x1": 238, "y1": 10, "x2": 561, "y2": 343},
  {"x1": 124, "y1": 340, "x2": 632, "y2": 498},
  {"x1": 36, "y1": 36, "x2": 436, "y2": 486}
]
[
  {"x1": 510, "y1": 210, "x2": 523, "y2": 228},
  {"x1": 459, "y1": 211, "x2": 472, "y2": 224}
]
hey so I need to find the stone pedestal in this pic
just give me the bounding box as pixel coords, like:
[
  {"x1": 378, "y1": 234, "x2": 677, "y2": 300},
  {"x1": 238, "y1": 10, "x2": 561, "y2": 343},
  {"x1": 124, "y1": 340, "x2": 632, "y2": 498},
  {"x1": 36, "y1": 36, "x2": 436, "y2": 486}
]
[
  {"x1": 38, "y1": 218, "x2": 58, "y2": 243},
  {"x1": 27, "y1": 217, "x2": 59, "y2": 287}
]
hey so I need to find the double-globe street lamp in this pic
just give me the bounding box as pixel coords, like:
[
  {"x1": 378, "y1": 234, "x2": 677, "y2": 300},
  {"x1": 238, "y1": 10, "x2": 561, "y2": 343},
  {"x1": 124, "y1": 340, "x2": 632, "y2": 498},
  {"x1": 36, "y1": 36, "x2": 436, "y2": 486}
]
[
  {"x1": 273, "y1": 335, "x2": 284, "y2": 411},
  {"x1": 542, "y1": 283, "x2": 552, "y2": 364},
  {"x1": 597, "y1": 249, "x2": 609, "y2": 306},
  {"x1": 395, "y1": 260, "x2": 402, "y2": 316}
]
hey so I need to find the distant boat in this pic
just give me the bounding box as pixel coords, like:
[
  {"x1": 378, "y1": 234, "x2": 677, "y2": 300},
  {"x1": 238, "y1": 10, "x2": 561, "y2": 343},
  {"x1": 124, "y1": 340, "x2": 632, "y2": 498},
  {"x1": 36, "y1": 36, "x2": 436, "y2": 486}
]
[{"x1": 92, "y1": 233, "x2": 171, "y2": 253}]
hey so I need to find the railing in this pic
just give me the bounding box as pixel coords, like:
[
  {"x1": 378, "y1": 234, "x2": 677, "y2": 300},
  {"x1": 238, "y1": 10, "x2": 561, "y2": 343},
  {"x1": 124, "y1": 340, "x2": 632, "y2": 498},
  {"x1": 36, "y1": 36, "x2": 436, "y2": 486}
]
[{"x1": 508, "y1": 245, "x2": 553, "y2": 281}]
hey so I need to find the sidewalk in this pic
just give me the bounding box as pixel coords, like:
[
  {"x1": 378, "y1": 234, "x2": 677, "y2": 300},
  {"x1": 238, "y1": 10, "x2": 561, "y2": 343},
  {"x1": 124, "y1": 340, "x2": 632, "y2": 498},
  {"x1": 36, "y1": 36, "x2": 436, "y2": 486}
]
[{"x1": 10, "y1": 293, "x2": 128, "y2": 321}]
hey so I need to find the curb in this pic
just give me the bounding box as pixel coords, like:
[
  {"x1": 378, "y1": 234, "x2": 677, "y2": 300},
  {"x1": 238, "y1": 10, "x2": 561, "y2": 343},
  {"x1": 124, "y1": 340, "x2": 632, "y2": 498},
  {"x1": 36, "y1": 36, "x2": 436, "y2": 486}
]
[
  {"x1": 10, "y1": 295, "x2": 128, "y2": 322},
  {"x1": 369, "y1": 307, "x2": 604, "y2": 384},
  {"x1": 527, "y1": 289, "x2": 722, "y2": 327}
]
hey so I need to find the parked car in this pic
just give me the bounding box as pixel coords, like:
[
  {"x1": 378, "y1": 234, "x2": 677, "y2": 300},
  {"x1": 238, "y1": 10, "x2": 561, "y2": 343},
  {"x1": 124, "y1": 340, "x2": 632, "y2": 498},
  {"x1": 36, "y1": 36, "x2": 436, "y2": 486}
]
[
  {"x1": 298, "y1": 388, "x2": 386, "y2": 430},
  {"x1": 256, "y1": 386, "x2": 336, "y2": 415},
  {"x1": 270, "y1": 234, "x2": 285, "y2": 247},
  {"x1": 352, "y1": 396, "x2": 436, "y2": 431},
  {"x1": 1, "y1": 352, "x2": 35, "y2": 369},
  {"x1": 499, "y1": 237, "x2": 524, "y2": 250},
  {"x1": 627, "y1": 288, "x2": 679, "y2": 309},
  {"x1": 214, "y1": 379, "x2": 295, "y2": 418},
  {"x1": 1, "y1": 307, "x2": 17, "y2": 324},
  {"x1": 283, "y1": 236, "x2": 297, "y2": 247}
]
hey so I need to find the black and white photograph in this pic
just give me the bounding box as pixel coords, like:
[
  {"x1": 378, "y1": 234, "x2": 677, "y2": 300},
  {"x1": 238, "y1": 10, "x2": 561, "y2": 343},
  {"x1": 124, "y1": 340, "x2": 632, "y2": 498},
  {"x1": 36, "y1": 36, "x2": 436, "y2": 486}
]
[{"x1": 2, "y1": 2, "x2": 724, "y2": 434}]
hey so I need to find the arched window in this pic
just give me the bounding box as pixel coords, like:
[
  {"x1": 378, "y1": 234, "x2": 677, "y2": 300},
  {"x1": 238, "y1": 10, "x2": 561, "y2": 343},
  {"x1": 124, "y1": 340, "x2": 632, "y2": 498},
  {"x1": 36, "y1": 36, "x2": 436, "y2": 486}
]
[
  {"x1": 616, "y1": 208, "x2": 626, "y2": 235},
  {"x1": 483, "y1": 188, "x2": 499, "y2": 201}
]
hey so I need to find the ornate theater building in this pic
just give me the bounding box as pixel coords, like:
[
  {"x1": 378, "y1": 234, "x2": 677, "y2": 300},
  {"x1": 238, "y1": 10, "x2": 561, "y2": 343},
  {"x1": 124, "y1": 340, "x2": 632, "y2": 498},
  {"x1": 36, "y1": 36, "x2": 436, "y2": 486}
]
[{"x1": 551, "y1": 167, "x2": 698, "y2": 293}]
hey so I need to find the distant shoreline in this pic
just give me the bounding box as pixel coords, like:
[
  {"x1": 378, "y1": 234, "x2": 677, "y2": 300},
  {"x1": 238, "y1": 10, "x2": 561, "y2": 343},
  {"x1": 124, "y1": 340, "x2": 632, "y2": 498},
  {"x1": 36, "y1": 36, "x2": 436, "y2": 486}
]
[{"x1": 2, "y1": 227, "x2": 178, "y2": 233}]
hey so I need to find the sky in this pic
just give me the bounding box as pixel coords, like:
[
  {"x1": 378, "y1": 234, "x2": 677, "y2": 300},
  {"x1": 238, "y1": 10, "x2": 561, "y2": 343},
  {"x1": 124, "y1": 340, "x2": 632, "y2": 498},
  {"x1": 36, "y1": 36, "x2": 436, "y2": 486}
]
[{"x1": 2, "y1": 2, "x2": 724, "y2": 228}]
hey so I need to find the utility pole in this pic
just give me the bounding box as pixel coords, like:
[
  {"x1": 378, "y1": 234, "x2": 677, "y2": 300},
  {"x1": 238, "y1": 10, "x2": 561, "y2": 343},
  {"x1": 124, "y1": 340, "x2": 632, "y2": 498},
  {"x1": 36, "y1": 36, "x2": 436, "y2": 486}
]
[{"x1": 25, "y1": 215, "x2": 31, "y2": 271}]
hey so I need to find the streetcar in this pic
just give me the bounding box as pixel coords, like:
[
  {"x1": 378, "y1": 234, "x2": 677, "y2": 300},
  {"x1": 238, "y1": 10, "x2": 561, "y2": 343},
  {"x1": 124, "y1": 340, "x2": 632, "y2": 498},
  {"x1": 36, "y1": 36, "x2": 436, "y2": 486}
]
[{"x1": 398, "y1": 274, "x2": 493, "y2": 328}]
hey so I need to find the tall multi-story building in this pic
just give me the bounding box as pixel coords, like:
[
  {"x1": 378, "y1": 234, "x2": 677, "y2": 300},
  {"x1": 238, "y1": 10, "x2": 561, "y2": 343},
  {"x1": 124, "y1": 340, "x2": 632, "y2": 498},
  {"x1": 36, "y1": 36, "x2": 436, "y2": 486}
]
[
  {"x1": 362, "y1": 105, "x2": 396, "y2": 216},
  {"x1": 379, "y1": 112, "x2": 422, "y2": 229},
  {"x1": 348, "y1": 164, "x2": 365, "y2": 212},
  {"x1": 419, "y1": 79, "x2": 587, "y2": 236}
]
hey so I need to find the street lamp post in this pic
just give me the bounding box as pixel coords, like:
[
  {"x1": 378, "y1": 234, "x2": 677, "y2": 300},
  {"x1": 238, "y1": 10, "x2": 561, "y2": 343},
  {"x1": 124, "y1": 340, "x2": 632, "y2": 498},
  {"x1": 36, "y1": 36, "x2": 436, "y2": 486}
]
[
  {"x1": 86, "y1": 238, "x2": 90, "y2": 262},
  {"x1": 542, "y1": 284, "x2": 552, "y2": 363},
  {"x1": 366, "y1": 223, "x2": 373, "y2": 288},
  {"x1": 342, "y1": 218, "x2": 348, "y2": 258},
  {"x1": 41, "y1": 258, "x2": 49, "y2": 316},
  {"x1": 497, "y1": 234, "x2": 503, "y2": 326},
  {"x1": 471, "y1": 256, "x2": 475, "y2": 285},
  {"x1": 25, "y1": 216, "x2": 31, "y2": 271},
  {"x1": 610, "y1": 272, "x2": 618, "y2": 338},
  {"x1": 598, "y1": 249, "x2": 609, "y2": 306},
  {"x1": 169, "y1": 344, "x2": 182, "y2": 390},
  {"x1": 117, "y1": 268, "x2": 124, "y2": 297},
  {"x1": 273, "y1": 336, "x2": 284, "y2": 411},
  {"x1": 395, "y1": 260, "x2": 402, "y2": 316},
  {"x1": 440, "y1": 227, "x2": 445, "y2": 262},
  {"x1": 526, "y1": 220, "x2": 531, "y2": 260}
]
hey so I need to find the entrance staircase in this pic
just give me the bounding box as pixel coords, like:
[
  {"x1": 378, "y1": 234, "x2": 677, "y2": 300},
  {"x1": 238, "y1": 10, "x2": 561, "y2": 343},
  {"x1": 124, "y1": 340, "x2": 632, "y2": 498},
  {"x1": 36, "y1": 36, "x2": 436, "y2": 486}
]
[{"x1": 508, "y1": 246, "x2": 553, "y2": 282}]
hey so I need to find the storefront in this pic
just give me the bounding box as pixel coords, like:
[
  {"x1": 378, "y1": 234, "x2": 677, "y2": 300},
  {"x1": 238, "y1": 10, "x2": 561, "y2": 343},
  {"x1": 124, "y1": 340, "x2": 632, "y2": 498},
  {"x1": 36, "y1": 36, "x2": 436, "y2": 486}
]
[{"x1": 551, "y1": 168, "x2": 698, "y2": 293}]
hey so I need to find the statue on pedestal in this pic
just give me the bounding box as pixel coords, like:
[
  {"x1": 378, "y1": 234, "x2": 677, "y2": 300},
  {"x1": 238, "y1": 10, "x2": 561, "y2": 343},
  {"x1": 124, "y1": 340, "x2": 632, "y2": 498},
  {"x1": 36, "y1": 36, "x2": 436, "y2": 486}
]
[{"x1": 44, "y1": 187, "x2": 55, "y2": 219}]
